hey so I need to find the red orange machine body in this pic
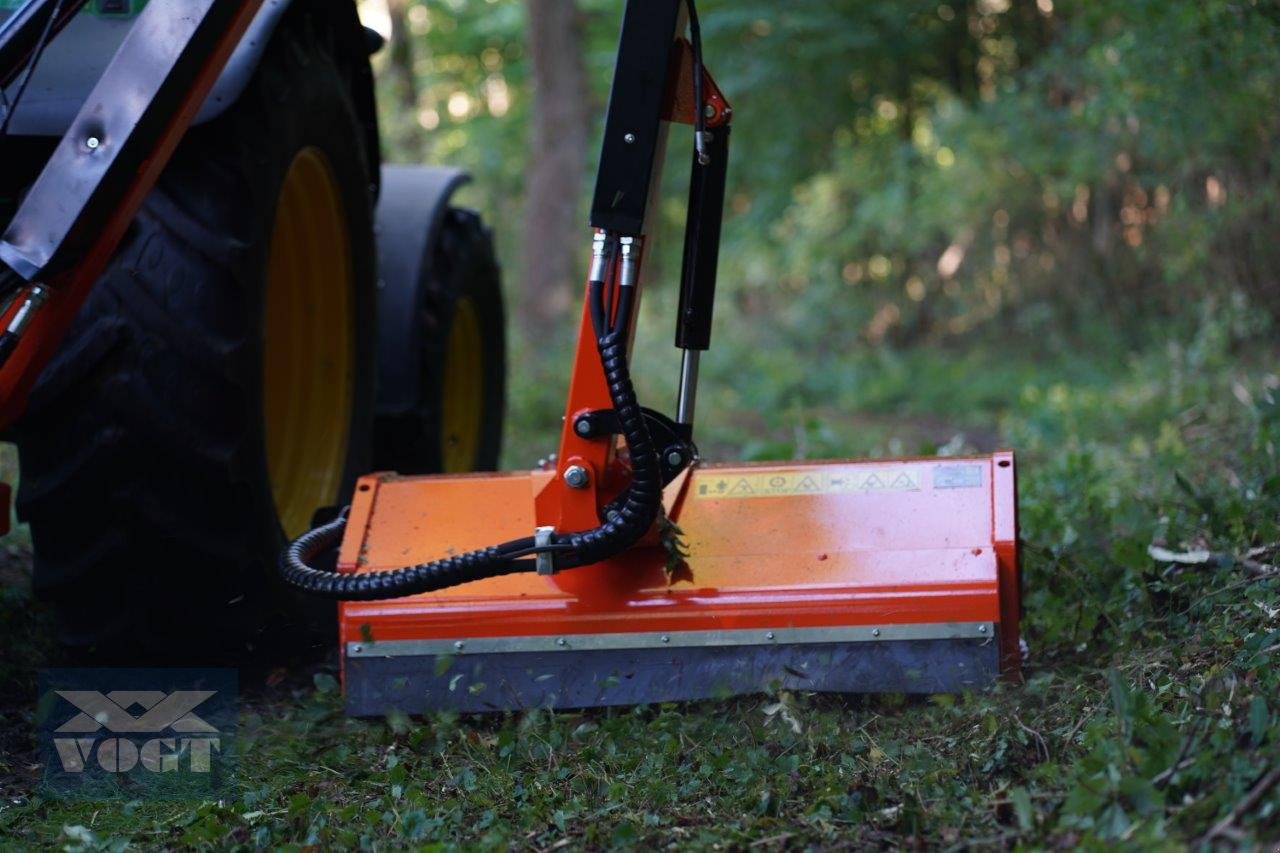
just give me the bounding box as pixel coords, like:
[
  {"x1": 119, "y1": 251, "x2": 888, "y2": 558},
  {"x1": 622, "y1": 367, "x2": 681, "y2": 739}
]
[{"x1": 338, "y1": 452, "x2": 1019, "y2": 713}]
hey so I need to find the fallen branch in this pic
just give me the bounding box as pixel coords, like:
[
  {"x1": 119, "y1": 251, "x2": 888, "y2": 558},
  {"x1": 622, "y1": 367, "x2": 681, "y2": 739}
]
[
  {"x1": 1239, "y1": 557, "x2": 1278, "y2": 579},
  {"x1": 1245, "y1": 542, "x2": 1280, "y2": 561},
  {"x1": 1063, "y1": 705, "x2": 1097, "y2": 746},
  {"x1": 1152, "y1": 757, "x2": 1196, "y2": 787},
  {"x1": 1148, "y1": 543, "x2": 1278, "y2": 585},
  {"x1": 1201, "y1": 767, "x2": 1280, "y2": 843},
  {"x1": 1154, "y1": 716, "x2": 1205, "y2": 788},
  {"x1": 1013, "y1": 711, "x2": 1050, "y2": 763}
]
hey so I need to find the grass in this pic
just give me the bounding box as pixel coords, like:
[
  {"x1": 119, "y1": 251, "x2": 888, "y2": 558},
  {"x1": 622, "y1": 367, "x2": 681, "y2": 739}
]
[{"x1": 1, "y1": 306, "x2": 1278, "y2": 849}]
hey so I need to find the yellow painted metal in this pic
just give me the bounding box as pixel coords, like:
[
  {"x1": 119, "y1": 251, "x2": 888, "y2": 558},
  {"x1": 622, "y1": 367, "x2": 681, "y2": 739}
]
[
  {"x1": 262, "y1": 147, "x2": 354, "y2": 538},
  {"x1": 440, "y1": 296, "x2": 483, "y2": 472}
]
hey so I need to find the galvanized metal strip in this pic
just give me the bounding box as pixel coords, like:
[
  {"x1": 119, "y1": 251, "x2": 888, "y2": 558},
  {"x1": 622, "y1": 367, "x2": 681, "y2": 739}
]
[{"x1": 346, "y1": 621, "x2": 993, "y2": 658}]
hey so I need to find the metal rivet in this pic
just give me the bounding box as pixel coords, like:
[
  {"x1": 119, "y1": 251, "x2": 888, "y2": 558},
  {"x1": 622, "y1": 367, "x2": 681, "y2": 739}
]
[
  {"x1": 575, "y1": 419, "x2": 592, "y2": 436},
  {"x1": 766, "y1": 631, "x2": 775, "y2": 641},
  {"x1": 556, "y1": 637, "x2": 567, "y2": 646},
  {"x1": 85, "y1": 136, "x2": 100, "y2": 150},
  {"x1": 454, "y1": 640, "x2": 465, "y2": 650},
  {"x1": 661, "y1": 635, "x2": 670, "y2": 644},
  {"x1": 353, "y1": 644, "x2": 363, "y2": 653},
  {"x1": 872, "y1": 628, "x2": 881, "y2": 637},
  {"x1": 564, "y1": 465, "x2": 590, "y2": 489},
  {"x1": 978, "y1": 625, "x2": 987, "y2": 634},
  {"x1": 624, "y1": 132, "x2": 636, "y2": 144},
  {"x1": 665, "y1": 450, "x2": 683, "y2": 467}
]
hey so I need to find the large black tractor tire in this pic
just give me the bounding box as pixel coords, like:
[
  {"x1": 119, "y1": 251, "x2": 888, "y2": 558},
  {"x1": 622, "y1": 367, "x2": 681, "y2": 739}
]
[
  {"x1": 14, "y1": 6, "x2": 379, "y2": 662},
  {"x1": 373, "y1": 205, "x2": 506, "y2": 476}
]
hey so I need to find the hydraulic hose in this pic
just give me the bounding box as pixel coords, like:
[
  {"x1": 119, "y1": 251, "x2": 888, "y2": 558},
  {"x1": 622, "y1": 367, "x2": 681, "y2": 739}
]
[
  {"x1": 278, "y1": 231, "x2": 661, "y2": 599},
  {"x1": 280, "y1": 510, "x2": 544, "y2": 601}
]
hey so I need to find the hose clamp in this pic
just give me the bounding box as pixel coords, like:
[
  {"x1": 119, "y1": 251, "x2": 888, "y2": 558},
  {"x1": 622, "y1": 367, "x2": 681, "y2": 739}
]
[
  {"x1": 589, "y1": 232, "x2": 613, "y2": 284},
  {"x1": 535, "y1": 526, "x2": 557, "y2": 575},
  {"x1": 618, "y1": 237, "x2": 638, "y2": 288}
]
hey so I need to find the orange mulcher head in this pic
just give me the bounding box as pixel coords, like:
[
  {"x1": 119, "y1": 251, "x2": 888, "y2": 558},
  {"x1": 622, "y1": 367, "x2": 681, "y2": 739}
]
[{"x1": 279, "y1": 0, "x2": 1020, "y2": 715}]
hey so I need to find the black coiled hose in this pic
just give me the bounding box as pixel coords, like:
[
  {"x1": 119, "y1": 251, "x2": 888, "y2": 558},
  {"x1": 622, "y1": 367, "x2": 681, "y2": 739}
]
[{"x1": 277, "y1": 244, "x2": 661, "y2": 599}]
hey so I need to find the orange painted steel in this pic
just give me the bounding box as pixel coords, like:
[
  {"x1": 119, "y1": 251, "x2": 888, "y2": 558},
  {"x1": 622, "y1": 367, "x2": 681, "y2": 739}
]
[
  {"x1": 339, "y1": 452, "x2": 1021, "y2": 679},
  {"x1": 662, "y1": 38, "x2": 731, "y2": 129}
]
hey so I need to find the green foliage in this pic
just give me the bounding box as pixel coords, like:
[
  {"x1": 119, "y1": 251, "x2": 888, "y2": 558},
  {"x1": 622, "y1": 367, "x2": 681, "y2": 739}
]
[
  {"x1": 5, "y1": 1, "x2": 1280, "y2": 846},
  {"x1": 4, "y1": 298, "x2": 1279, "y2": 848},
  {"x1": 374, "y1": 0, "x2": 1280, "y2": 364}
]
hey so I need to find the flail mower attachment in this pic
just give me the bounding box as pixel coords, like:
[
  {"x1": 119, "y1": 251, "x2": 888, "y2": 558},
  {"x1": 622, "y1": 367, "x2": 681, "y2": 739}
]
[{"x1": 280, "y1": 0, "x2": 1021, "y2": 716}]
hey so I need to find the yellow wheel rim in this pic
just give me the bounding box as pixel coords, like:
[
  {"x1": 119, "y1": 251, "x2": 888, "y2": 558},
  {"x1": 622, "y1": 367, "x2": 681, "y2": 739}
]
[
  {"x1": 262, "y1": 147, "x2": 354, "y2": 538},
  {"x1": 440, "y1": 296, "x2": 484, "y2": 472}
]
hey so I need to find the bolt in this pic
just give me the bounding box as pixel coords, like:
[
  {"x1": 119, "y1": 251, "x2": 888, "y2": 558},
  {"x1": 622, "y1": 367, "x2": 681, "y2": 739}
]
[
  {"x1": 661, "y1": 635, "x2": 670, "y2": 644},
  {"x1": 556, "y1": 637, "x2": 567, "y2": 647},
  {"x1": 872, "y1": 628, "x2": 881, "y2": 637},
  {"x1": 703, "y1": 103, "x2": 716, "y2": 119},
  {"x1": 454, "y1": 640, "x2": 465, "y2": 650},
  {"x1": 575, "y1": 418, "x2": 592, "y2": 436},
  {"x1": 978, "y1": 625, "x2": 988, "y2": 634},
  {"x1": 353, "y1": 644, "x2": 363, "y2": 653},
  {"x1": 624, "y1": 132, "x2": 636, "y2": 144},
  {"x1": 765, "y1": 631, "x2": 775, "y2": 641},
  {"x1": 665, "y1": 449, "x2": 683, "y2": 467},
  {"x1": 85, "y1": 136, "x2": 100, "y2": 150},
  {"x1": 564, "y1": 465, "x2": 590, "y2": 489}
]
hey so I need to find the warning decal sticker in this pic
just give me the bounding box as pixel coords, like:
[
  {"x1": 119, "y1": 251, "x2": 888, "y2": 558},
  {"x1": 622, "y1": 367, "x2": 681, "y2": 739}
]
[{"x1": 695, "y1": 467, "x2": 922, "y2": 499}]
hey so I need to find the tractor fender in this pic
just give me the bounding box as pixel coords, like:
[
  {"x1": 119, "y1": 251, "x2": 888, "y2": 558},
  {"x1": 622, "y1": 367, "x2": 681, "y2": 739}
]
[
  {"x1": 1, "y1": 0, "x2": 381, "y2": 137},
  {"x1": 374, "y1": 164, "x2": 472, "y2": 417}
]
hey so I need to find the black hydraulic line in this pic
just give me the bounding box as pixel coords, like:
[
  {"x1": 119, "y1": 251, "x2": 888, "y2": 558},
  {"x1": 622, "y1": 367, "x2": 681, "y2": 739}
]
[
  {"x1": 281, "y1": 511, "x2": 546, "y2": 601},
  {"x1": 611, "y1": 278, "x2": 635, "y2": 335}
]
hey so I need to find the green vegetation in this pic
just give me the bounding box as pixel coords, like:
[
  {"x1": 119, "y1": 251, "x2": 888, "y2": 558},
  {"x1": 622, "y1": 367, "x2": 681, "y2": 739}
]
[
  {"x1": 3, "y1": 304, "x2": 1278, "y2": 847},
  {"x1": 4, "y1": 0, "x2": 1280, "y2": 846}
]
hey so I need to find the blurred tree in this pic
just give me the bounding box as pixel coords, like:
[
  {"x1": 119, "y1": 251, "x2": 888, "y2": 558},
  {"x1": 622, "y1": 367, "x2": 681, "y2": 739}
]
[
  {"x1": 520, "y1": 0, "x2": 590, "y2": 327},
  {"x1": 366, "y1": 0, "x2": 1280, "y2": 362},
  {"x1": 384, "y1": 0, "x2": 425, "y2": 156}
]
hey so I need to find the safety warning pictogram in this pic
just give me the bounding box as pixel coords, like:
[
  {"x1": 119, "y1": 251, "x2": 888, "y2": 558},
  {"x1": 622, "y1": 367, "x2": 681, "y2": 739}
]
[{"x1": 695, "y1": 466, "x2": 923, "y2": 499}]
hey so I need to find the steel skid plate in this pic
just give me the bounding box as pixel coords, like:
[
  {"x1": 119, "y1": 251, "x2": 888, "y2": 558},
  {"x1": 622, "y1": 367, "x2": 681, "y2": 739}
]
[{"x1": 337, "y1": 452, "x2": 1019, "y2": 715}]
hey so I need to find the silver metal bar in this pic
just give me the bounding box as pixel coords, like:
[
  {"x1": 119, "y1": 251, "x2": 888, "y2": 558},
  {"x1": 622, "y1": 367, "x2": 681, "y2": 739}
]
[
  {"x1": 676, "y1": 348, "x2": 700, "y2": 424},
  {"x1": 346, "y1": 621, "x2": 994, "y2": 658}
]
